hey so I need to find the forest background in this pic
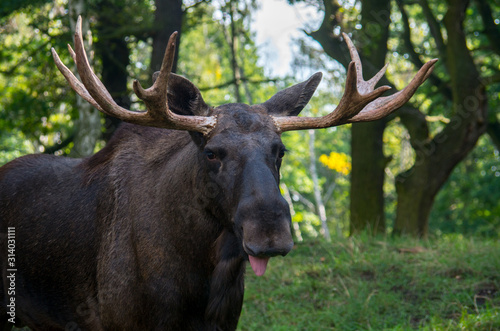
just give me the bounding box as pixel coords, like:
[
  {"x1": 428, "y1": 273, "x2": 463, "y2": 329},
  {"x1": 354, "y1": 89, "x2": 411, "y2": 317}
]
[
  {"x1": 1, "y1": 0, "x2": 500, "y2": 329},
  {"x1": 1, "y1": 0, "x2": 499, "y2": 240}
]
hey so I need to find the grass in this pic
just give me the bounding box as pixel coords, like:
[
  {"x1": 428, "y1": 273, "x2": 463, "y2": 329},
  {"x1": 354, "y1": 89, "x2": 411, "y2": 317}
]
[{"x1": 238, "y1": 235, "x2": 500, "y2": 330}]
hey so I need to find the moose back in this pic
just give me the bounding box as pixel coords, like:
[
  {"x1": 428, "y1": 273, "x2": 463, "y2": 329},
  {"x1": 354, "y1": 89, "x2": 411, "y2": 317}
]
[{"x1": 0, "y1": 17, "x2": 436, "y2": 330}]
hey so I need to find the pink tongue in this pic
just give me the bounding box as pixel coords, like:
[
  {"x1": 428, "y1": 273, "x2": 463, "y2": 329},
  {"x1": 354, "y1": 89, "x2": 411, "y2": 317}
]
[{"x1": 248, "y1": 256, "x2": 270, "y2": 276}]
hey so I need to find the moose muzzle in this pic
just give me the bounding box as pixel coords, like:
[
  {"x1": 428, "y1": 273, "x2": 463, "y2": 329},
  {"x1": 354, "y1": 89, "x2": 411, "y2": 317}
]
[{"x1": 236, "y1": 195, "x2": 294, "y2": 276}]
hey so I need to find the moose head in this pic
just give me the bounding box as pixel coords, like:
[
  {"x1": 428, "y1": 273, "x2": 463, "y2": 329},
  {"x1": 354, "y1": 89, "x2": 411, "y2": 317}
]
[{"x1": 52, "y1": 18, "x2": 436, "y2": 277}]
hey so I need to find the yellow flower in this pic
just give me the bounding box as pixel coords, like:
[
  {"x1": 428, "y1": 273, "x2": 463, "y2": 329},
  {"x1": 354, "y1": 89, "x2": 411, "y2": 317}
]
[{"x1": 319, "y1": 152, "x2": 351, "y2": 175}]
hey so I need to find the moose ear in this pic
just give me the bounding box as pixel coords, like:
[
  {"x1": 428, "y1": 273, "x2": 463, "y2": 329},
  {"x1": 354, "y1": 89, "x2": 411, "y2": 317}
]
[
  {"x1": 263, "y1": 72, "x2": 322, "y2": 116},
  {"x1": 152, "y1": 72, "x2": 211, "y2": 116}
]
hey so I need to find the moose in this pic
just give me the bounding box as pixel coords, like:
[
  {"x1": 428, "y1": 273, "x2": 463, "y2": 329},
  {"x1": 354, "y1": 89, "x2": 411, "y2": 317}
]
[{"x1": 0, "y1": 17, "x2": 436, "y2": 330}]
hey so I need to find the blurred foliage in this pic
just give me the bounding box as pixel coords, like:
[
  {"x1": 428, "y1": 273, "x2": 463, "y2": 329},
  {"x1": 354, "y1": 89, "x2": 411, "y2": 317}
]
[
  {"x1": 178, "y1": 0, "x2": 272, "y2": 106},
  {"x1": 1, "y1": 0, "x2": 499, "y2": 239},
  {"x1": 431, "y1": 135, "x2": 500, "y2": 238},
  {"x1": 0, "y1": 2, "x2": 76, "y2": 157},
  {"x1": 387, "y1": 0, "x2": 500, "y2": 237},
  {"x1": 286, "y1": 0, "x2": 500, "y2": 237},
  {"x1": 0, "y1": 0, "x2": 51, "y2": 18}
]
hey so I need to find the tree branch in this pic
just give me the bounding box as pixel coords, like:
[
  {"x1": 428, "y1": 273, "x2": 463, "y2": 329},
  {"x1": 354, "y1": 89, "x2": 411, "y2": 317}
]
[
  {"x1": 289, "y1": 188, "x2": 316, "y2": 213},
  {"x1": 0, "y1": 40, "x2": 51, "y2": 76},
  {"x1": 397, "y1": 105, "x2": 430, "y2": 152},
  {"x1": 224, "y1": 0, "x2": 242, "y2": 102},
  {"x1": 475, "y1": 0, "x2": 500, "y2": 56},
  {"x1": 419, "y1": 0, "x2": 447, "y2": 59},
  {"x1": 42, "y1": 131, "x2": 76, "y2": 154},
  {"x1": 308, "y1": 0, "x2": 351, "y2": 68},
  {"x1": 198, "y1": 77, "x2": 278, "y2": 92},
  {"x1": 322, "y1": 179, "x2": 337, "y2": 206},
  {"x1": 487, "y1": 117, "x2": 500, "y2": 151},
  {"x1": 396, "y1": 0, "x2": 425, "y2": 68},
  {"x1": 397, "y1": 0, "x2": 452, "y2": 100},
  {"x1": 183, "y1": 0, "x2": 210, "y2": 11}
]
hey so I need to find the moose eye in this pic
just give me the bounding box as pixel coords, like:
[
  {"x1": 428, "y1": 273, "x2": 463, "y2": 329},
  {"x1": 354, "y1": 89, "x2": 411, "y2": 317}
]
[
  {"x1": 204, "y1": 150, "x2": 216, "y2": 160},
  {"x1": 278, "y1": 149, "x2": 286, "y2": 159}
]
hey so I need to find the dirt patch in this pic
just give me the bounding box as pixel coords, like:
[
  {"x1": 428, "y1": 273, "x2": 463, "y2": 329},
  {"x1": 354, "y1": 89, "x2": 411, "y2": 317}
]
[
  {"x1": 390, "y1": 285, "x2": 420, "y2": 303},
  {"x1": 358, "y1": 269, "x2": 376, "y2": 281},
  {"x1": 409, "y1": 315, "x2": 427, "y2": 328},
  {"x1": 474, "y1": 282, "x2": 499, "y2": 307},
  {"x1": 440, "y1": 267, "x2": 475, "y2": 279},
  {"x1": 397, "y1": 246, "x2": 427, "y2": 254}
]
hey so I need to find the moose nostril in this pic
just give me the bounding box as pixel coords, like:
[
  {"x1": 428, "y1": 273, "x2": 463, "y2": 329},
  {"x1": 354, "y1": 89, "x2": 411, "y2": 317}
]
[
  {"x1": 243, "y1": 242, "x2": 260, "y2": 257},
  {"x1": 244, "y1": 241, "x2": 293, "y2": 258},
  {"x1": 280, "y1": 243, "x2": 292, "y2": 256}
]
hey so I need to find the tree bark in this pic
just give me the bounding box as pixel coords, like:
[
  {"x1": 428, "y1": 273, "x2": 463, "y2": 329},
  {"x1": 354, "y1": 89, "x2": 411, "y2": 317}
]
[
  {"x1": 281, "y1": 183, "x2": 303, "y2": 242},
  {"x1": 487, "y1": 118, "x2": 500, "y2": 151},
  {"x1": 67, "y1": 1, "x2": 101, "y2": 157},
  {"x1": 349, "y1": 0, "x2": 390, "y2": 235},
  {"x1": 393, "y1": 0, "x2": 488, "y2": 236},
  {"x1": 308, "y1": 130, "x2": 331, "y2": 241},
  {"x1": 309, "y1": 0, "x2": 391, "y2": 235},
  {"x1": 95, "y1": 4, "x2": 132, "y2": 141},
  {"x1": 151, "y1": 0, "x2": 183, "y2": 74},
  {"x1": 221, "y1": 0, "x2": 243, "y2": 103},
  {"x1": 350, "y1": 121, "x2": 388, "y2": 235}
]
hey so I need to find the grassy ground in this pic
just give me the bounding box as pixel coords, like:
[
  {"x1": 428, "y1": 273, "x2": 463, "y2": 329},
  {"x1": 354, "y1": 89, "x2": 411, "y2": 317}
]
[{"x1": 238, "y1": 235, "x2": 500, "y2": 330}]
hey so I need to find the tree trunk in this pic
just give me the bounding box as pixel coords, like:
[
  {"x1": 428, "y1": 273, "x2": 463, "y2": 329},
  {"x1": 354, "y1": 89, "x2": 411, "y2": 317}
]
[
  {"x1": 309, "y1": 0, "x2": 391, "y2": 235},
  {"x1": 394, "y1": 0, "x2": 488, "y2": 236},
  {"x1": 67, "y1": 0, "x2": 101, "y2": 157},
  {"x1": 280, "y1": 183, "x2": 303, "y2": 242},
  {"x1": 151, "y1": 0, "x2": 182, "y2": 74},
  {"x1": 487, "y1": 118, "x2": 500, "y2": 151},
  {"x1": 349, "y1": 0, "x2": 390, "y2": 235},
  {"x1": 350, "y1": 120, "x2": 388, "y2": 235},
  {"x1": 222, "y1": 0, "x2": 243, "y2": 103},
  {"x1": 95, "y1": 5, "x2": 131, "y2": 141},
  {"x1": 308, "y1": 130, "x2": 331, "y2": 241}
]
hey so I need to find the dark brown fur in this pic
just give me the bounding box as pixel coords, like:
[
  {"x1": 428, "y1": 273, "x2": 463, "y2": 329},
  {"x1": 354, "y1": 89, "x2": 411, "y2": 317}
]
[{"x1": 0, "y1": 73, "x2": 322, "y2": 330}]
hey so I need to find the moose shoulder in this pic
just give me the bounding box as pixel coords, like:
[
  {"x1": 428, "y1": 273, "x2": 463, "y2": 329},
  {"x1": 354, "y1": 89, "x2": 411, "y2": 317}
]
[{"x1": 0, "y1": 17, "x2": 436, "y2": 330}]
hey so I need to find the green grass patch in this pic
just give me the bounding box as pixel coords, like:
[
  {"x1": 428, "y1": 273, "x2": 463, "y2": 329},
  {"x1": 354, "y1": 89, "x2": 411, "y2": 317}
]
[{"x1": 238, "y1": 235, "x2": 500, "y2": 330}]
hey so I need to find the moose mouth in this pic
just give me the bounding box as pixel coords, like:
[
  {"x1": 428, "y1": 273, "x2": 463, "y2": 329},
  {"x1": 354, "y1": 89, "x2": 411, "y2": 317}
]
[
  {"x1": 242, "y1": 242, "x2": 273, "y2": 276},
  {"x1": 242, "y1": 239, "x2": 293, "y2": 276},
  {"x1": 247, "y1": 255, "x2": 270, "y2": 277}
]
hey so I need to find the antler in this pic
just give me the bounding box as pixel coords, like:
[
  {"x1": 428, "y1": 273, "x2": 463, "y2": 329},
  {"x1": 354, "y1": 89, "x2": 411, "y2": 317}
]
[
  {"x1": 51, "y1": 16, "x2": 217, "y2": 135},
  {"x1": 272, "y1": 33, "x2": 438, "y2": 132}
]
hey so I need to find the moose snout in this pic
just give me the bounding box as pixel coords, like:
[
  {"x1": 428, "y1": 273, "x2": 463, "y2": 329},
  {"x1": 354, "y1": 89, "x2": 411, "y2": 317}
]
[
  {"x1": 237, "y1": 197, "x2": 294, "y2": 259},
  {"x1": 234, "y1": 170, "x2": 294, "y2": 264},
  {"x1": 243, "y1": 240, "x2": 294, "y2": 258}
]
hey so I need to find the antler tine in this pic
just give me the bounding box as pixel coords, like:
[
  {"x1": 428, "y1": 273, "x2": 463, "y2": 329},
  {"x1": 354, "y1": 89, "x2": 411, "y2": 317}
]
[
  {"x1": 131, "y1": 32, "x2": 217, "y2": 133},
  {"x1": 51, "y1": 47, "x2": 104, "y2": 112},
  {"x1": 343, "y1": 32, "x2": 389, "y2": 93},
  {"x1": 330, "y1": 61, "x2": 391, "y2": 122},
  {"x1": 132, "y1": 32, "x2": 175, "y2": 117},
  {"x1": 72, "y1": 16, "x2": 149, "y2": 123},
  {"x1": 133, "y1": 32, "x2": 176, "y2": 101},
  {"x1": 272, "y1": 33, "x2": 437, "y2": 133},
  {"x1": 343, "y1": 33, "x2": 364, "y2": 84},
  {"x1": 348, "y1": 58, "x2": 438, "y2": 122},
  {"x1": 52, "y1": 16, "x2": 217, "y2": 134},
  {"x1": 67, "y1": 44, "x2": 115, "y2": 108}
]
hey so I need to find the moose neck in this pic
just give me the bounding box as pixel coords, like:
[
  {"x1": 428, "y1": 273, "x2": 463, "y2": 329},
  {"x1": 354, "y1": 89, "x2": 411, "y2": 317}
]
[
  {"x1": 107, "y1": 125, "x2": 224, "y2": 256},
  {"x1": 87, "y1": 125, "x2": 230, "y2": 326}
]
